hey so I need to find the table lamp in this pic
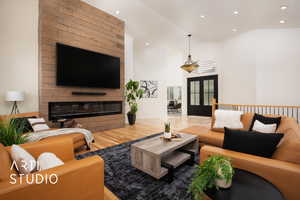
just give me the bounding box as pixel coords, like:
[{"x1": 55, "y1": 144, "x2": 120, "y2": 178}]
[{"x1": 6, "y1": 91, "x2": 24, "y2": 114}]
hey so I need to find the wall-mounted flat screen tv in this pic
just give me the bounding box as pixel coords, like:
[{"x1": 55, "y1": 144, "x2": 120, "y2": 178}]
[{"x1": 56, "y1": 43, "x2": 120, "y2": 88}]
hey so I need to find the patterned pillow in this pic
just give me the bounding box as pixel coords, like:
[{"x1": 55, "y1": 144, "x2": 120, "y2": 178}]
[{"x1": 27, "y1": 118, "x2": 50, "y2": 132}]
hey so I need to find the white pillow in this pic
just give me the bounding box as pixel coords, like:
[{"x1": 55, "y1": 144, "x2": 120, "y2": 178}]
[
  {"x1": 10, "y1": 145, "x2": 36, "y2": 174},
  {"x1": 252, "y1": 120, "x2": 277, "y2": 133},
  {"x1": 28, "y1": 118, "x2": 50, "y2": 132},
  {"x1": 37, "y1": 153, "x2": 64, "y2": 171},
  {"x1": 213, "y1": 110, "x2": 243, "y2": 129}
]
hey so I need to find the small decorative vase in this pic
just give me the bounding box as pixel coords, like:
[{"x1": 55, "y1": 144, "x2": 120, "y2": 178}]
[{"x1": 164, "y1": 131, "x2": 172, "y2": 139}]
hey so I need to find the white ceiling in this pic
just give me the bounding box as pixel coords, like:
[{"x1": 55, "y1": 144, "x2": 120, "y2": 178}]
[
  {"x1": 83, "y1": 0, "x2": 300, "y2": 43},
  {"x1": 141, "y1": 0, "x2": 300, "y2": 41}
]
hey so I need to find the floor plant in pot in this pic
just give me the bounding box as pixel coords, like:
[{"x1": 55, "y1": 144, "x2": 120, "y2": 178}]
[
  {"x1": 0, "y1": 118, "x2": 28, "y2": 146},
  {"x1": 189, "y1": 155, "x2": 234, "y2": 200},
  {"x1": 125, "y1": 80, "x2": 144, "y2": 125}
]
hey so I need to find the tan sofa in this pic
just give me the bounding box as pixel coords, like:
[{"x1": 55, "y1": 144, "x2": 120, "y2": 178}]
[
  {"x1": 0, "y1": 138, "x2": 117, "y2": 200},
  {"x1": 0, "y1": 112, "x2": 89, "y2": 151},
  {"x1": 181, "y1": 112, "x2": 300, "y2": 200}
]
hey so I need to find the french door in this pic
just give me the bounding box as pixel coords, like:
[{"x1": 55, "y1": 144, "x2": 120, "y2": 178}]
[{"x1": 187, "y1": 75, "x2": 218, "y2": 116}]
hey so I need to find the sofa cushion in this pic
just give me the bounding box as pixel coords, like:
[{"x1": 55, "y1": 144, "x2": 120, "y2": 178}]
[
  {"x1": 10, "y1": 145, "x2": 37, "y2": 174},
  {"x1": 240, "y1": 113, "x2": 255, "y2": 130},
  {"x1": 42, "y1": 133, "x2": 85, "y2": 143},
  {"x1": 273, "y1": 117, "x2": 300, "y2": 164},
  {"x1": 180, "y1": 126, "x2": 224, "y2": 147},
  {"x1": 0, "y1": 144, "x2": 18, "y2": 182},
  {"x1": 37, "y1": 152, "x2": 64, "y2": 171},
  {"x1": 213, "y1": 110, "x2": 243, "y2": 129},
  {"x1": 28, "y1": 118, "x2": 50, "y2": 132},
  {"x1": 249, "y1": 113, "x2": 281, "y2": 131},
  {"x1": 211, "y1": 112, "x2": 254, "y2": 133},
  {"x1": 252, "y1": 120, "x2": 277, "y2": 133},
  {"x1": 273, "y1": 137, "x2": 300, "y2": 165},
  {"x1": 223, "y1": 127, "x2": 284, "y2": 158}
]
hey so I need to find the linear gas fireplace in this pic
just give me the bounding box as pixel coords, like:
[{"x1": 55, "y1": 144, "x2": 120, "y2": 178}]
[{"x1": 48, "y1": 101, "x2": 123, "y2": 121}]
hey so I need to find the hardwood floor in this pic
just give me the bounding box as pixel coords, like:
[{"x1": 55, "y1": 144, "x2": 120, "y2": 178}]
[{"x1": 84, "y1": 115, "x2": 211, "y2": 152}]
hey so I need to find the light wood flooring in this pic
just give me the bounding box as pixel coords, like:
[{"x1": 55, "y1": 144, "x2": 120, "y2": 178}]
[{"x1": 85, "y1": 115, "x2": 211, "y2": 152}]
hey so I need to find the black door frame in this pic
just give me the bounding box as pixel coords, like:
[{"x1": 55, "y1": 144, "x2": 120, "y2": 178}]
[{"x1": 187, "y1": 75, "x2": 218, "y2": 116}]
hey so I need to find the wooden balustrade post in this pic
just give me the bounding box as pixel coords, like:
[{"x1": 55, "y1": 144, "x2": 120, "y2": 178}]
[{"x1": 211, "y1": 98, "x2": 217, "y2": 117}]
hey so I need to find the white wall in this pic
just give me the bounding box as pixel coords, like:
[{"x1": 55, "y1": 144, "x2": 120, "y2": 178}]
[
  {"x1": 219, "y1": 29, "x2": 300, "y2": 105},
  {"x1": 124, "y1": 32, "x2": 134, "y2": 121},
  {"x1": 255, "y1": 29, "x2": 300, "y2": 105},
  {"x1": 0, "y1": 0, "x2": 39, "y2": 114},
  {"x1": 219, "y1": 31, "x2": 257, "y2": 104},
  {"x1": 133, "y1": 43, "x2": 184, "y2": 119}
]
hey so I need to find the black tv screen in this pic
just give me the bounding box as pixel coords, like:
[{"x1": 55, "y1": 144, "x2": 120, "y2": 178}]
[{"x1": 56, "y1": 43, "x2": 120, "y2": 88}]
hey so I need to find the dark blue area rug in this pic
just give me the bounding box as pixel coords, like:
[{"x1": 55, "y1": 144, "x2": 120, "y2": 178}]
[{"x1": 76, "y1": 133, "x2": 198, "y2": 200}]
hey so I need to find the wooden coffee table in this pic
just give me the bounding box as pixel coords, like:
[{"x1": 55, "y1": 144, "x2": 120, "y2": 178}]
[{"x1": 131, "y1": 133, "x2": 198, "y2": 180}]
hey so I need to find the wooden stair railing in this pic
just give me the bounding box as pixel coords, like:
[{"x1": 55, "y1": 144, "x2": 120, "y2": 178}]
[{"x1": 211, "y1": 98, "x2": 300, "y2": 123}]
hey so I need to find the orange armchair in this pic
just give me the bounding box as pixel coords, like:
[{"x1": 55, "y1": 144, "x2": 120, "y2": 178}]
[{"x1": 0, "y1": 139, "x2": 106, "y2": 200}]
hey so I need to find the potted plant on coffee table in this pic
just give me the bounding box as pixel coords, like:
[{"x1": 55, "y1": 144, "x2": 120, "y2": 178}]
[
  {"x1": 164, "y1": 122, "x2": 171, "y2": 139},
  {"x1": 125, "y1": 80, "x2": 144, "y2": 125},
  {"x1": 189, "y1": 155, "x2": 234, "y2": 200}
]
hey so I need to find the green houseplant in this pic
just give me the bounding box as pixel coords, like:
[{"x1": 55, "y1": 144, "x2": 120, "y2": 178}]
[
  {"x1": 164, "y1": 122, "x2": 171, "y2": 139},
  {"x1": 189, "y1": 155, "x2": 234, "y2": 200},
  {"x1": 125, "y1": 80, "x2": 144, "y2": 125},
  {"x1": 0, "y1": 118, "x2": 28, "y2": 146}
]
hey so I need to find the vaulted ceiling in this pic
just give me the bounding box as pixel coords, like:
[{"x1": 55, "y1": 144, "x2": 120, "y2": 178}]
[
  {"x1": 83, "y1": 0, "x2": 300, "y2": 43},
  {"x1": 141, "y1": 0, "x2": 300, "y2": 41}
]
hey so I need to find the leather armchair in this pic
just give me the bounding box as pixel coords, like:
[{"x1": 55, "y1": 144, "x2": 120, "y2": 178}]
[
  {"x1": 0, "y1": 139, "x2": 105, "y2": 200},
  {"x1": 200, "y1": 145, "x2": 300, "y2": 200}
]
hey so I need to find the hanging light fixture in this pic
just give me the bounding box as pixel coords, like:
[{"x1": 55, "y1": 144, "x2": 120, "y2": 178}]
[{"x1": 180, "y1": 34, "x2": 199, "y2": 73}]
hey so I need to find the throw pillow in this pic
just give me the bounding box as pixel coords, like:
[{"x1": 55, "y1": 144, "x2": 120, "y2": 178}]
[
  {"x1": 223, "y1": 127, "x2": 284, "y2": 158},
  {"x1": 213, "y1": 110, "x2": 243, "y2": 129},
  {"x1": 37, "y1": 152, "x2": 64, "y2": 171},
  {"x1": 249, "y1": 113, "x2": 281, "y2": 131},
  {"x1": 252, "y1": 120, "x2": 277, "y2": 133},
  {"x1": 28, "y1": 118, "x2": 50, "y2": 132},
  {"x1": 10, "y1": 145, "x2": 36, "y2": 174}
]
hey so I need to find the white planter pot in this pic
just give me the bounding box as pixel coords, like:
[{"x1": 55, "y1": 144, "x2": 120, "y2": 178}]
[
  {"x1": 215, "y1": 167, "x2": 232, "y2": 189},
  {"x1": 164, "y1": 132, "x2": 171, "y2": 139},
  {"x1": 215, "y1": 178, "x2": 232, "y2": 189}
]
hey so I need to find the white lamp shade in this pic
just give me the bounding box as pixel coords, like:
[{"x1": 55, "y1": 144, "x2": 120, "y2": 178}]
[{"x1": 6, "y1": 91, "x2": 24, "y2": 102}]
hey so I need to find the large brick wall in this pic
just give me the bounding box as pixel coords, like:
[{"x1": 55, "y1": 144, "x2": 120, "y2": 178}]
[{"x1": 39, "y1": 0, "x2": 125, "y2": 131}]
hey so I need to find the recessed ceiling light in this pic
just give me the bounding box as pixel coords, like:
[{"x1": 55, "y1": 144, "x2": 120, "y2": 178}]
[
  {"x1": 233, "y1": 11, "x2": 239, "y2": 15},
  {"x1": 232, "y1": 28, "x2": 237, "y2": 32},
  {"x1": 280, "y1": 20, "x2": 286, "y2": 24},
  {"x1": 280, "y1": 5, "x2": 288, "y2": 10},
  {"x1": 145, "y1": 42, "x2": 150, "y2": 46},
  {"x1": 200, "y1": 15, "x2": 206, "y2": 19},
  {"x1": 115, "y1": 10, "x2": 120, "y2": 15}
]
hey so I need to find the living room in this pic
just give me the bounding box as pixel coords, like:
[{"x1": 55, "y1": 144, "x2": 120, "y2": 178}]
[{"x1": 0, "y1": 0, "x2": 300, "y2": 200}]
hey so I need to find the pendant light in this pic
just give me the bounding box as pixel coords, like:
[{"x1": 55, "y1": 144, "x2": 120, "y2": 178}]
[{"x1": 180, "y1": 34, "x2": 199, "y2": 73}]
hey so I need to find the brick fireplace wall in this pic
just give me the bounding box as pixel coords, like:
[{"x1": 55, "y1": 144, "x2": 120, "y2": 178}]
[{"x1": 39, "y1": 0, "x2": 125, "y2": 131}]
